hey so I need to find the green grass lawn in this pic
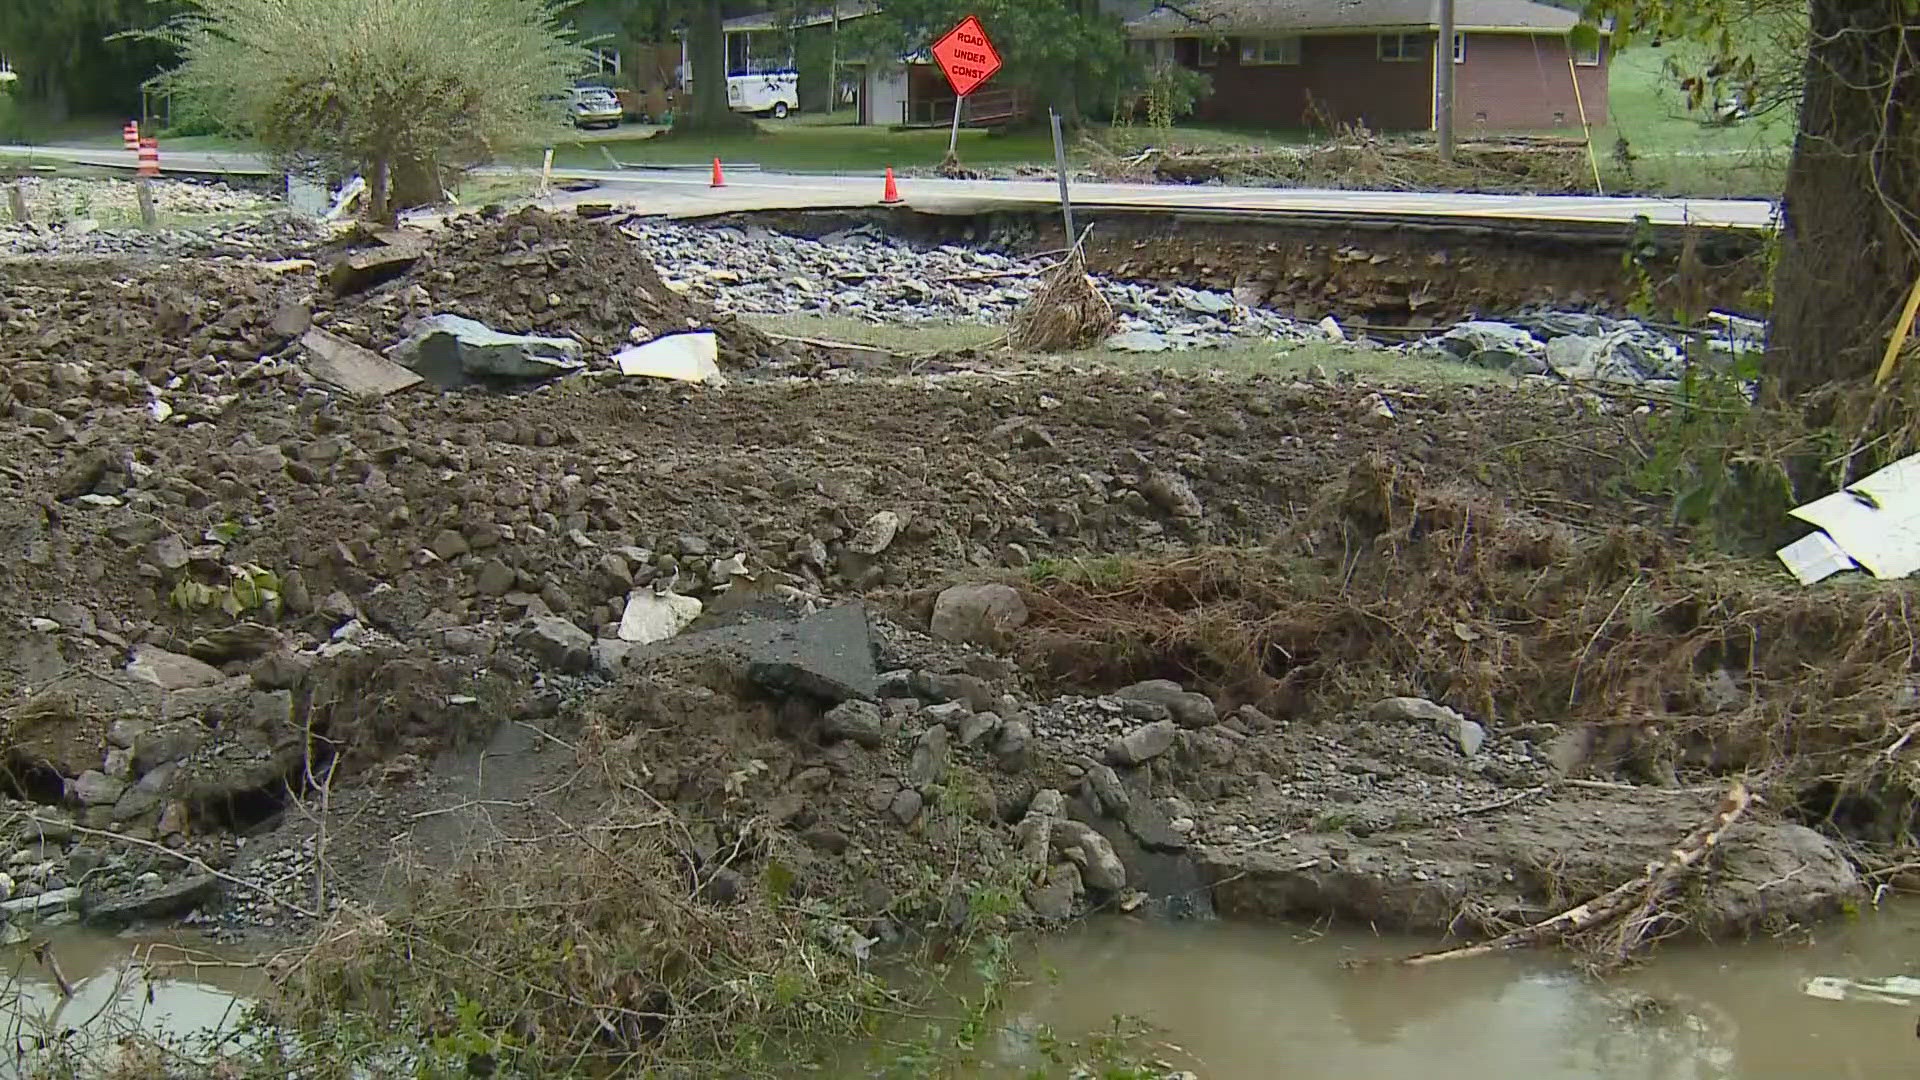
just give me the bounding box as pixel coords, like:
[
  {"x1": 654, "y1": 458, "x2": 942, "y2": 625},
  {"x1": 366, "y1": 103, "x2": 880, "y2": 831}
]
[
  {"x1": 548, "y1": 118, "x2": 1094, "y2": 172},
  {"x1": 1597, "y1": 45, "x2": 1793, "y2": 197}
]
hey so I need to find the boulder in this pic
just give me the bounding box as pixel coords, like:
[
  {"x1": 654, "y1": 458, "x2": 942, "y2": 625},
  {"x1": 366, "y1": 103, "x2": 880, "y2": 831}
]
[
  {"x1": 1438, "y1": 321, "x2": 1544, "y2": 370},
  {"x1": 125, "y1": 645, "x2": 223, "y2": 691},
  {"x1": 1115, "y1": 679, "x2": 1217, "y2": 728},
  {"x1": 1025, "y1": 862, "x2": 1082, "y2": 922},
  {"x1": 1368, "y1": 696, "x2": 1483, "y2": 757},
  {"x1": 822, "y1": 700, "x2": 885, "y2": 748},
  {"x1": 388, "y1": 314, "x2": 585, "y2": 385},
  {"x1": 909, "y1": 724, "x2": 951, "y2": 787},
  {"x1": 82, "y1": 874, "x2": 220, "y2": 927},
  {"x1": 517, "y1": 617, "x2": 593, "y2": 673},
  {"x1": 930, "y1": 583, "x2": 1029, "y2": 646},
  {"x1": 1052, "y1": 819, "x2": 1127, "y2": 892},
  {"x1": 1106, "y1": 720, "x2": 1177, "y2": 766}
]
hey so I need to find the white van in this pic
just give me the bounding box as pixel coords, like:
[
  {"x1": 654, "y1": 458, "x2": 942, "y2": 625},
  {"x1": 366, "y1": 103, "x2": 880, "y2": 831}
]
[{"x1": 727, "y1": 72, "x2": 799, "y2": 118}]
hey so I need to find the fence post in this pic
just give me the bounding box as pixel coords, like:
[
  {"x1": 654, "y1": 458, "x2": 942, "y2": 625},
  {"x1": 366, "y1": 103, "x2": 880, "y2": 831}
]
[
  {"x1": 6, "y1": 181, "x2": 27, "y2": 224},
  {"x1": 137, "y1": 177, "x2": 158, "y2": 228}
]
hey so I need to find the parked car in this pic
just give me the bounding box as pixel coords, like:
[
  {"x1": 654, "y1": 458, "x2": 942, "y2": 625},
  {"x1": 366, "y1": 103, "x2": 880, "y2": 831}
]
[
  {"x1": 567, "y1": 86, "x2": 623, "y2": 129},
  {"x1": 727, "y1": 72, "x2": 798, "y2": 119}
]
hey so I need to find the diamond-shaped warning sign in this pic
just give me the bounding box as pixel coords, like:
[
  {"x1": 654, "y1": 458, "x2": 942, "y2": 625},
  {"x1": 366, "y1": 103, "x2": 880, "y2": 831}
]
[{"x1": 930, "y1": 15, "x2": 1002, "y2": 98}]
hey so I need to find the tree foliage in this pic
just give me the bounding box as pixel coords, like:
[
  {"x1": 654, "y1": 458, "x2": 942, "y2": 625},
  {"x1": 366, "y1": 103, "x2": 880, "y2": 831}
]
[
  {"x1": 1590, "y1": 0, "x2": 1920, "y2": 398},
  {"x1": 154, "y1": 0, "x2": 584, "y2": 220},
  {"x1": 843, "y1": 0, "x2": 1132, "y2": 123},
  {"x1": 0, "y1": 0, "x2": 175, "y2": 120}
]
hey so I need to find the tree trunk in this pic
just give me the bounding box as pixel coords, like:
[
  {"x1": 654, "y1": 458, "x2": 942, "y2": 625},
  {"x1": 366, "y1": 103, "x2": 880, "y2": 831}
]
[
  {"x1": 1768, "y1": 0, "x2": 1920, "y2": 397},
  {"x1": 672, "y1": 0, "x2": 755, "y2": 135}
]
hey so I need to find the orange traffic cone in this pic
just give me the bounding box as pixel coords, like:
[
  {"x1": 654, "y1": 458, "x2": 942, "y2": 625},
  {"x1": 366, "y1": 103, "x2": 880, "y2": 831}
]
[
  {"x1": 710, "y1": 158, "x2": 726, "y2": 188},
  {"x1": 880, "y1": 167, "x2": 903, "y2": 205}
]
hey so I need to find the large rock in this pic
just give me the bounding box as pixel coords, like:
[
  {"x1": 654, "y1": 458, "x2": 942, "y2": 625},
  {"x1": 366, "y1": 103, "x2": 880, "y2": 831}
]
[
  {"x1": 909, "y1": 724, "x2": 951, "y2": 787},
  {"x1": 388, "y1": 314, "x2": 585, "y2": 384},
  {"x1": 1708, "y1": 823, "x2": 1863, "y2": 930},
  {"x1": 822, "y1": 700, "x2": 885, "y2": 748},
  {"x1": 628, "y1": 602, "x2": 878, "y2": 704},
  {"x1": 125, "y1": 645, "x2": 223, "y2": 691},
  {"x1": 1116, "y1": 679, "x2": 1217, "y2": 728},
  {"x1": 1368, "y1": 696, "x2": 1484, "y2": 757},
  {"x1": 1026, "y1": 863, "x2": 1082, "y2": 922},
  {"x1": 930, "y1": 583, "x2": 1029, "y2": 647},
  {"x1": 618, "y1": 590, "x2": 703, "y2": 644},
  {"x1": 1439, "y1": 321, "x2": 1545, "y2": 370},
  {"x1": 82, "y1": 874, "x2": 220, "y2": 927},
  {"x1": 1052, "y1": 819, "x2": 1127, "y2": 891},
  {"x1": 517, "y1": 617, "x2": 593, "y2": 673},
  {"x1": 1106, "y1": 720, "x2": 1177, "y2": 766}
]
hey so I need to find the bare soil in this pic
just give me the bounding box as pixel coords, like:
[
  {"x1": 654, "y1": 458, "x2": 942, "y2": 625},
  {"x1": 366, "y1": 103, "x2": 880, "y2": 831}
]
[{"x1": 0, "y1": 207, "x2": 1882, "y2": 976}]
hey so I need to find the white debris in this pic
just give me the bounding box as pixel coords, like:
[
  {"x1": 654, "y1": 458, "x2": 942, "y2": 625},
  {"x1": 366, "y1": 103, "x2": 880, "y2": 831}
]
[
  {"x1": 618, "y1": 590, "x2": 703, "y2": 644},
  {"x1": 613, "y1": 331, "x2": 723, "y2": 384}
]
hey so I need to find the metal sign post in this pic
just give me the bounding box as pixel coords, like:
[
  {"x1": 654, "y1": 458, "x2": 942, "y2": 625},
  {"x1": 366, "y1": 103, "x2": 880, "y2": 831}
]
[{"x1": 1049, "y1": 108, "x2": 1075, "y2": 254}]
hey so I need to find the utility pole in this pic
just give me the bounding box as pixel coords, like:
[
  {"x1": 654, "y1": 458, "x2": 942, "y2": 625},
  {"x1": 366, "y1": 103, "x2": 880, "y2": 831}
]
[
  {"x1": 1436, "y1": 0, "x2": 1456, "y2": 160},
  {"x1": 828, "y1": 4, "x2": 840, "y2": 116}
]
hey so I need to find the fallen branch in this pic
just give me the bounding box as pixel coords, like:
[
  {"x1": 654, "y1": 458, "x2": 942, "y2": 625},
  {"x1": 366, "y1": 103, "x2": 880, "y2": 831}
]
[{"x1": 1398, "y1": 782, "x2": 1751, "y2": 967}]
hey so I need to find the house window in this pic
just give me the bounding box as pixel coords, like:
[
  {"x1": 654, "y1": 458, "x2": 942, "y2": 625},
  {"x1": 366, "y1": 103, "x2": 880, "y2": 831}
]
[
  {"x1": 1240, "y1": 36, "x2": 1301, "y2": 66},
  {"x1": 587, "y1": 46, "x2": 622, "y2": 78},
  {"x1": 1194, "y1": 38, "x2": 1221, "y2": 67},
  {"x1": 1378, "y1": 33, "x2": 1424, "y2": 62},
  {"x1": 1573, "y1": 38, "x2": 1603, "y2": 66},
  {"x1": 1131, "y1": 38, "x2": 1176, "y2": 66},
  {"x1": 1451, "y1": 32, "x2": 1465, "y2": 63}
]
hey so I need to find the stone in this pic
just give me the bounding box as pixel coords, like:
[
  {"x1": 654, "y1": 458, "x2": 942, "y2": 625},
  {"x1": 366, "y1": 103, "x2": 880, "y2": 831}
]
[
  {"x1": 1028, "y1": 788, "x2": 1066, "y2": 820},
  {"x1": 629, "y1": 602, "x2": 879, "y2": 704},
  {"x1": 822, "y1": 700, "x2": 885, "y2": 748},
  {"x1": 1052, "y1": 820, "x2": 1127, "y2": 892},
  {"x1": 83, "y1": 874, "x2": 220, "y2": 927},
  {"x1": 930, "y1": 583, "x2": 1029, "y2": 646},
  {"x1": 1025, "y1": 863, "x2": 1081, "y2": 922},
  {"x1": 591, "y1": 639, "x2": 636, "y2": 675},
  {"x1": 251, "y1": 650, "x2": 312, "y2": 691},
  {"x1": 1080, "y1": 759, "x2": 1131, "y2": 815},
  {"x1": 112, "y1": 763, "x2": 177, "y2": 822},
  {"x1": 914, "y1": 671, "x2": 998, "y2": 712},
  {"x1": 329, "y1": 242, "x2": 423, "y2": 295},
  {"x1": 1121, "y1": 798, "x2": 1188, "y2": 853},
  {"x1": 146, "y1": 533, "x2": 191, "y2": 573},
  {"x1": 0, "y1": 887, "x2": 81, "y2": 921},
  {"x1": 1368, "y1": 696, "x2": 1483, "y2": 757},
  {"x1": 517, "y1": 616, "x2": 594, "y2": 673},
  {"x1": 298, "y1": 327, "x2": 423, "y2": 398},
  {"x1": 475, "y1": 558, "x2": 516, "y2": 597},
  {"x1": 125, "y1": 645, "x2": 223, "y2": 691},
  {"x1": 800, "y1": 826, "x2": 850, "y2": 855},
  {"x1": 1115, "y1": 679, "x2": 1217, "y2": 728},
  {"x1": 431, "y1": 529, "x2": 471, "y2": 560},
  {"x1": 388, "y1": 314, "x2": 584, "y2": 384},
  {"x1": 909, "y1": 724, "x2": 951, "y2": 787},
  {"x1": 1140, "y1": 471, "x2": 1204, "y2": 519},
  {"x1": 923, "y1": 701, "x2": 972, "y2": 727},
  {"x1": 187, "y1": 622, "x2": 284, "y2": 664},
  {"x1": 846, "y1": 511, "x2": 902, "y2": 556},
  {"x1": 889, "y1": 787, "x2": 924, "y2": 825},
  {"x1": 1106, "y1": 720, "x2": 1178, "y2": 766},
  {"x1": 69, "y1": 771, "x2": 125, "y2": 807},
  {"x1": 1105, "y1": 330, "x2": 1173, "y2": 353},
  {"x1": 994, "y1": 720, "x2": 1032, "y2": 772},
  {"x1": 1439, "y1": 321, "x2": 1545, "y2": 369},
  {"x1": 618, "y1": 589, "x2": 703, "y2": 643},
  {"x1": 957, "y1": 711, "x2": 1002, "y2": 747}
]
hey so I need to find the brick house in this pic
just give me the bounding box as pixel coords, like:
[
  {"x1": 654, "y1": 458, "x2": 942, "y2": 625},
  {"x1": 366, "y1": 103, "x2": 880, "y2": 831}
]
[{"x1": 1125, "y1": 0, "x2": 1610, "y2": 132}]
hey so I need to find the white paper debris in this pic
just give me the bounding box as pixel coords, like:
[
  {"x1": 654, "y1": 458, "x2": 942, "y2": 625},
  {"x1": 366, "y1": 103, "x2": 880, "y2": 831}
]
[
  {"x1": 1776, "y1": 531, "x2": 1858, "y2": 585},
  {"x1": 614, "y1": 331, "x2": 723, "y2": 383},
  {"x1": 1802, "y1": 975, "x2": 1920, "y2": 1005},
  {"x1": 1782, "y1": 450, "x2": 1920, "y2": 581}
]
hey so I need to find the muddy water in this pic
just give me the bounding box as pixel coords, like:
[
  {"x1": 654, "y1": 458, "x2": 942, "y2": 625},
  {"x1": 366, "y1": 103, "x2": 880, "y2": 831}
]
[
  {"x1": 988, "y1": 912, "x2": 1920, "y2": 1080},
  {"x1": 13, "y1": 912, "x2": 1920, "y2": 1079},
  {"x1": 0, "y1": 929, "x2": 257, "y2": 1067}
]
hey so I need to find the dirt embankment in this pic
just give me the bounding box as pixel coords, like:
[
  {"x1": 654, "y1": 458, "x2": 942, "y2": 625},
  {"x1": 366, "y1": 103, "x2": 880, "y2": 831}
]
[
  {"x1": 746, "y1": 207, "x2": 1771, "y2": 328},
  {"x1": 0, "y1": 205, "x2": 1892, "y2": 1069}
]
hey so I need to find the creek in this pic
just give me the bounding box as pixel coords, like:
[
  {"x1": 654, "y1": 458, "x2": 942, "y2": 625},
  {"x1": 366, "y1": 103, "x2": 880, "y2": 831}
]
[{"x1": 8, "y1": 908, "x2": 1920, "y2": 1079}]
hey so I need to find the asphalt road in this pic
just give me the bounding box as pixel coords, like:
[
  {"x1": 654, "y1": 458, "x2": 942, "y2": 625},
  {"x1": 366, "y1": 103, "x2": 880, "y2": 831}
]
[{"x1": 3, "y1": 143, "x2": 1778, "y2": 231}]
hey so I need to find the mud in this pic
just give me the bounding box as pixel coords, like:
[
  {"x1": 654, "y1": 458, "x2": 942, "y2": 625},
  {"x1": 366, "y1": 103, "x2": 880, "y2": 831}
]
[{"x1": 0, "y1": 206, "x2": 1877, "y2": 971}]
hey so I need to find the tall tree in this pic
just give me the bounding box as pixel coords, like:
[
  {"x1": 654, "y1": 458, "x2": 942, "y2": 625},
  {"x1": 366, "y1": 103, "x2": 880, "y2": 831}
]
[
  {"x1": 0, "y1": 0, "x2": 174, "y2": 121},
  {"x1": 844, "y1": 0, "x2": 1130, "y2": 124},
  {"x1": 1590, "y1": 0, "x2": 1920, "y2": 397}
]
